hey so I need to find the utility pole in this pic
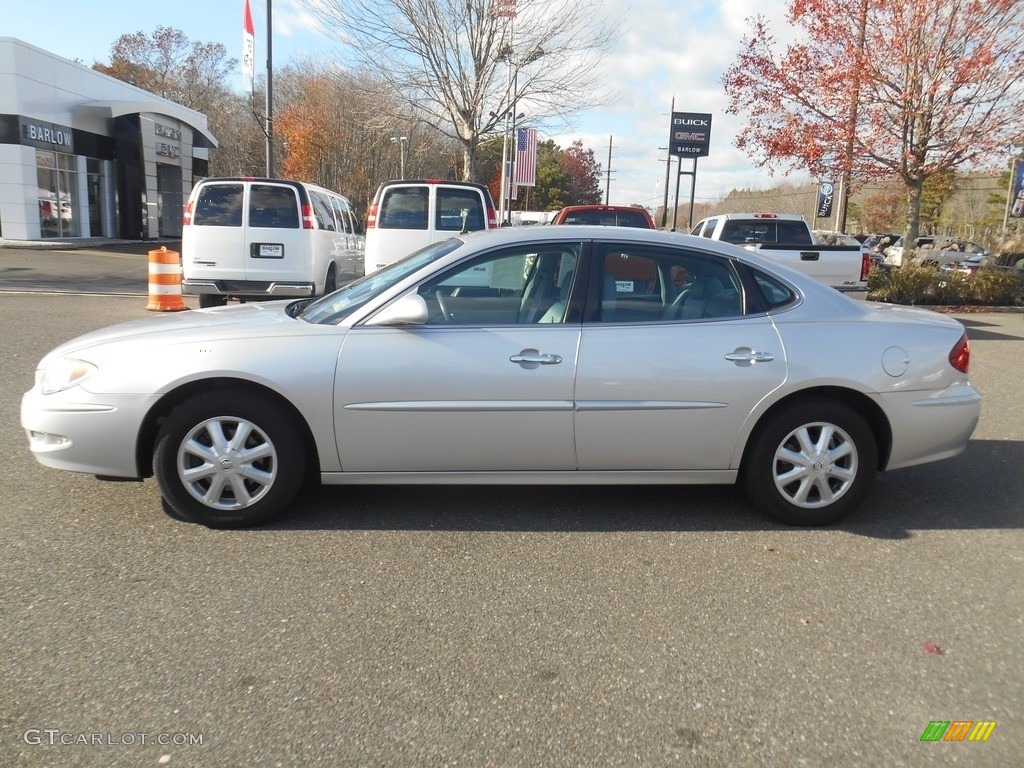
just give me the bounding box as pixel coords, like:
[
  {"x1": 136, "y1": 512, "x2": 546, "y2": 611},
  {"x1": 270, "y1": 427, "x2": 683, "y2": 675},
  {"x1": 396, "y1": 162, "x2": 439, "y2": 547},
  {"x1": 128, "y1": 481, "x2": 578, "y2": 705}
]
[
  {"x1": 662, "y1": 96, "x2": 674, "y2": 228},
  {"x1": 605, "y1": 135, "x2": 613, "y2": 204}
]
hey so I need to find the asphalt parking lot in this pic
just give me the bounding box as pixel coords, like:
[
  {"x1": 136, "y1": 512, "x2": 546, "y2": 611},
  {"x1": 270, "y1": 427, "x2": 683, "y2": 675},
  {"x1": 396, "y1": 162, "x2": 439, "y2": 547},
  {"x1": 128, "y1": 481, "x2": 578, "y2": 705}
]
[{"x1": 1, "y1": 246, "x2": 1022, "y2": 766}]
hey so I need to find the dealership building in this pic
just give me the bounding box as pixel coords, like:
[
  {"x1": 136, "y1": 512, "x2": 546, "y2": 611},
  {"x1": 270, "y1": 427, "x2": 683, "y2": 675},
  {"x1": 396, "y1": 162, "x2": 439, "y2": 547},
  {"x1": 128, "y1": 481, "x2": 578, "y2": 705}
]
[{"x1": 0, "y1": 37, "x2": 217, "y2": 242}]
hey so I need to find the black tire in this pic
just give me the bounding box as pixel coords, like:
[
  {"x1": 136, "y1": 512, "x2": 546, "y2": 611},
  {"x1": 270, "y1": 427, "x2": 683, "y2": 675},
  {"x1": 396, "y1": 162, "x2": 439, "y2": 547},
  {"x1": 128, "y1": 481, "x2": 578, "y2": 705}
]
[
  {"x1": 154, "y1": 391, "x2": 307, "y2": 528},
  {"x1": 742, "y1": 400, "x2": 877, "y2": 526},
  {"x1": 324, "y1": 265, "x2": 338, "y2": 295},
  {"x1": 199, "y1": 294, "x2": 227, "y2": 309}
]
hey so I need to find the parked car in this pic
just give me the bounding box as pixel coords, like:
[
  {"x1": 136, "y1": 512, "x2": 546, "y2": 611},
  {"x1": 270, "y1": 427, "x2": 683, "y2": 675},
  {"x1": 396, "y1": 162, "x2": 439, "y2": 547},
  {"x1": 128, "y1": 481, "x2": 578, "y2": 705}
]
[
  {"x1": 22, "y1": 227, "x2": 981, "y2": 529},
  {"x1": 811, "y1": 231, "x2": 862, "y2": 246},
  {"x1": 882, "y1": 236, "x2": 935, "y2": 267},
  {"x1": 940, "y1": 254, "x2": 989, "y2": 275},
  {"x1": 181, "y1": 177, "x2": 364, "y2": 308},
  {"x1": 363, "y1": 179, "x2": 497, "y2": 275},
  {"x1": 551, "y1": 205, "x2": 656, "y2": 228},
  {"x1": 929, "y1": 239, "x2": 988, "y2": 267},
  {"x1": 863, "y1": 233, "x2": 900, "y2": 258}
]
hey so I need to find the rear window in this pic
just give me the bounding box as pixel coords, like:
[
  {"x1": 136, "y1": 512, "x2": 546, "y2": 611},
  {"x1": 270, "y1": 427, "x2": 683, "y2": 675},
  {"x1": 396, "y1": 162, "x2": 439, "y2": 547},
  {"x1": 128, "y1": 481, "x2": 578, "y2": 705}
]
[
  {"x1": 437, "y1": 187, "x2": 485, "y2": 232},
  {"x1": 248, "y1": 184, "x2": 300, "y2": 229},
  {"x1": 561, "y1": 210, "x2": 651, "y2": 228},
  {"x1": 719, "y1": 219, "x2": 812, "y2": 245},
  {"x1": 191, "y1": 183, "x2": 243, "y2": 227},
  {"x1": 378, "y1": 187, "x2": 429, "y2": 230}
]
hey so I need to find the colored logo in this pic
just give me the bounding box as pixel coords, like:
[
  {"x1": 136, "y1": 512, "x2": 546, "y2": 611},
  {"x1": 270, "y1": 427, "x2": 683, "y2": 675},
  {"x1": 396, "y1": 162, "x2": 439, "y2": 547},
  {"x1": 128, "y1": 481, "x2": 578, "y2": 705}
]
[{"x1": 920, "y1": 721, "x2": 996, "y2": 742}]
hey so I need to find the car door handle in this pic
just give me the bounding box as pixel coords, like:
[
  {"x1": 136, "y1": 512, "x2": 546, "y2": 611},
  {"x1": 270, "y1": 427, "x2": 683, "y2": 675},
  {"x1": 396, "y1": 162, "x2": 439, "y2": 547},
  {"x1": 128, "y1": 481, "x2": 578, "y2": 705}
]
[
  {"x1": 724, "y1": 349, "x2": 775, "y2": 365},
  {"x1": 510, "y1": 352, "x2": 562, "y2": 365}
]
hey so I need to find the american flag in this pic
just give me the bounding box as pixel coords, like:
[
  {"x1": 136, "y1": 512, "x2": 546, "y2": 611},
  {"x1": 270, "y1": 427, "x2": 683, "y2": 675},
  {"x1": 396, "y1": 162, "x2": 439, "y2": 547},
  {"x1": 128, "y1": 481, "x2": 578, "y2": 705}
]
[{"x1": 513, "y1": 128, "x2": 537, "y2": 187}]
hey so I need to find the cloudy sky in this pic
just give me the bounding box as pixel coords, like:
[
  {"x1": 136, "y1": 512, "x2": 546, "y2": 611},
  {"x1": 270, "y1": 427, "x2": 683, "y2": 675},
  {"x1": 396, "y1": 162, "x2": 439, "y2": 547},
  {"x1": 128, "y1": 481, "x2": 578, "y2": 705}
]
[{"x1": 2, "y1": 0, "x2": 808, "y2": 210}]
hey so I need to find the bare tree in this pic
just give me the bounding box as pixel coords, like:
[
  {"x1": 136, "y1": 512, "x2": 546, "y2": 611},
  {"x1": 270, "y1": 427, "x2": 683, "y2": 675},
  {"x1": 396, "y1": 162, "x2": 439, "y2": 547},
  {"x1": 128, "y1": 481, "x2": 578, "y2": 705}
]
[{"x1": 302, "y1": 0, "x2": 617, "y2": 181}]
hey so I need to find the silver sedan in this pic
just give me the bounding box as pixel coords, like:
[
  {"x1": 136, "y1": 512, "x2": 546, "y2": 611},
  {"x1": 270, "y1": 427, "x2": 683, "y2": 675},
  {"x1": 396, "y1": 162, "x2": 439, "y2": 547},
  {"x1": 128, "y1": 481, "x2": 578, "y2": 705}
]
[{"x1": 22, "y1": 227, "x2": 981, "y2": 528}]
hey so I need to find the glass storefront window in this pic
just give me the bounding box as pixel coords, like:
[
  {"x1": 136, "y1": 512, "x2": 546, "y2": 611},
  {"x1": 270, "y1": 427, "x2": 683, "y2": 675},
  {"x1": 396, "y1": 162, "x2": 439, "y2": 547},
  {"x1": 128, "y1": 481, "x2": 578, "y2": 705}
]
[{"x1": 36, "y1": 150, "x2": 80, "y2": 238}]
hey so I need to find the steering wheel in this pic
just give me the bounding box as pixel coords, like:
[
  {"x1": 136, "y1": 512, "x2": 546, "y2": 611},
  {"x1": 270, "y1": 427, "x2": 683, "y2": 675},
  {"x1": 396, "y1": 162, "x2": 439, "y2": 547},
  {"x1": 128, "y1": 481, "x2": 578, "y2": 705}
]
[{"x1": 434, "y1": 290, "x2": 452, "y2": 323}]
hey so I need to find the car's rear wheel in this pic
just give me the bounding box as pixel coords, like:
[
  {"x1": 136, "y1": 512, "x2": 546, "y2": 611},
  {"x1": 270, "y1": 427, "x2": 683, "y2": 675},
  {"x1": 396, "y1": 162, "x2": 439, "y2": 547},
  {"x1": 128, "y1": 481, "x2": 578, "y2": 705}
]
[
  {"x1": 324, "y1": 264, "x2": 337, "y2": 294},
  {"x1": 154, "y1": 391, "x2": 306, "y2": 528},
  {"x1": 742, "y1": 400, "x2": 877, "y2": 526}
]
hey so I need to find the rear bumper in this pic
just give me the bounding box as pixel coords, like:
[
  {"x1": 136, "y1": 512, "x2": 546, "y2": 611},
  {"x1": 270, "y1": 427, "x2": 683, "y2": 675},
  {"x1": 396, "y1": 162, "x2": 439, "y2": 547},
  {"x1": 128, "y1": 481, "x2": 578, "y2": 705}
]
[
  {"x1": 880, "y1": 383, "x2": 982, "y2": 470},
  {"x1": 182, "y1": 279, "x2": 315, "y2": 298}
]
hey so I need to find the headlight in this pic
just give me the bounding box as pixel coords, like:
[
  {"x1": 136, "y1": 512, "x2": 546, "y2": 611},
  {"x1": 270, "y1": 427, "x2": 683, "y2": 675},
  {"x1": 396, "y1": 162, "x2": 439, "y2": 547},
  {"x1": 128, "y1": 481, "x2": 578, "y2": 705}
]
[{"x1": 36, "y1": 359, "x2": 97, "y2": 394}]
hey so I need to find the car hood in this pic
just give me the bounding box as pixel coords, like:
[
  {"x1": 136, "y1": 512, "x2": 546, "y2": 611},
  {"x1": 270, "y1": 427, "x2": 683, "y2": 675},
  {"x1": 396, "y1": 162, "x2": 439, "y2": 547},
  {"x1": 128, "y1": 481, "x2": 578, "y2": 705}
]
[{"x1": 41, "y1": 301, "x2": 305, "y2": 360}]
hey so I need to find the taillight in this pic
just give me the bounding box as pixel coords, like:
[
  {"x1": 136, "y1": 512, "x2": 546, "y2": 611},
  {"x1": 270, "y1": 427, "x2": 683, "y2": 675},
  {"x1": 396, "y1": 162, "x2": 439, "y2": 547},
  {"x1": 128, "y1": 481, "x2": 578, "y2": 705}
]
[
  {"x1": 183, "y1": 201, "x2": 194, "y2": 226},
  {"x1": 366, "y1": 203, "x2": 379, "y2": 229},
  {"x1": 301, "y1": 203, "x2": 315, "y2": 229},
  {"x1": 949, "y1": 332, "x2": 970, "y2": 373},
  {"x1": 860, "y1": 251, "x2": 872, "y2": 282},
  {"x1": 486, "y1": 205, "x2": 497, "y2": 229}
]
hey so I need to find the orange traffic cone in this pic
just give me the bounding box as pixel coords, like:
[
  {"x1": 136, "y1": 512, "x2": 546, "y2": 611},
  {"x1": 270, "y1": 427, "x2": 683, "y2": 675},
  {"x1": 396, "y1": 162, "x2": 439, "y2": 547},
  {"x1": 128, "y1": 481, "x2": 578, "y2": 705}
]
[{"x1": 146, "y1": 246, "x2": 188, "y2": 312}]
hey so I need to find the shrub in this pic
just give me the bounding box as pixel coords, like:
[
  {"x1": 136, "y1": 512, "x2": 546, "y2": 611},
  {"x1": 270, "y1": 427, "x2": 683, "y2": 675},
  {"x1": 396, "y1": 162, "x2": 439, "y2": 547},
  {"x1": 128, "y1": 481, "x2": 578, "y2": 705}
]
[{"x1": 868, "y1": 264, "x2": 1023, "y2": 306}]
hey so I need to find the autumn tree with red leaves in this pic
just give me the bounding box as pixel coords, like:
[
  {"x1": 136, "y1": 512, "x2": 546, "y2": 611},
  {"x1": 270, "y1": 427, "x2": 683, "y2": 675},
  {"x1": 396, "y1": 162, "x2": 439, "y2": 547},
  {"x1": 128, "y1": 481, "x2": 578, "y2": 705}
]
[{"x1": 723, "y1": 0, "x2": 1024, "y2": 246}]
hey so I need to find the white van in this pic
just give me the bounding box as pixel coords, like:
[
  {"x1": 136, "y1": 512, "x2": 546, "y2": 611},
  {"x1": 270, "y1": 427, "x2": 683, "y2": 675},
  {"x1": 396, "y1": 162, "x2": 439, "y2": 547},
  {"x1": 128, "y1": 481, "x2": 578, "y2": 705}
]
[
  {"x1": 363, "y1": 179, "x2": 497, "y2": 274},
  {"x1": 182, "y1": 177, "x2": 364, "y2": 308}
]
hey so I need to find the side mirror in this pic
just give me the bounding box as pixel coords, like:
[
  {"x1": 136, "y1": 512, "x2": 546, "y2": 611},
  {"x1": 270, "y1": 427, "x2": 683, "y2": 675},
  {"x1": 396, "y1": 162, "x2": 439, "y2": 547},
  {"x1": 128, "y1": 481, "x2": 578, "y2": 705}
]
[{"x1": 365, "y1": 292, "x2": 428, "y2": 326}]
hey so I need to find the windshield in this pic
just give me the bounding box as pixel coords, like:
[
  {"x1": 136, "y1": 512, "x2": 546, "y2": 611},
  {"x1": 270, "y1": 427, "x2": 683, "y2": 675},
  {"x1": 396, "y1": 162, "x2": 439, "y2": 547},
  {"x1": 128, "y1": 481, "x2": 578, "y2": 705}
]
[{"x1": 298, "y1": 238, "x2": 463, "y2": 324}]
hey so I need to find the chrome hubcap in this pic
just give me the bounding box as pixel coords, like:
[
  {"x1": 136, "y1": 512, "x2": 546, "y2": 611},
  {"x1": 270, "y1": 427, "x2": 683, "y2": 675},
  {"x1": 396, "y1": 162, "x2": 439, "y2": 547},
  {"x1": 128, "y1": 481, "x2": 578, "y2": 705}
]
[
  {"x1": 177, "y1": 416, "x2": 277, "y2": 510},
  {"x1": 772, "y1": 422, "x2": 857, "y2": 509}
]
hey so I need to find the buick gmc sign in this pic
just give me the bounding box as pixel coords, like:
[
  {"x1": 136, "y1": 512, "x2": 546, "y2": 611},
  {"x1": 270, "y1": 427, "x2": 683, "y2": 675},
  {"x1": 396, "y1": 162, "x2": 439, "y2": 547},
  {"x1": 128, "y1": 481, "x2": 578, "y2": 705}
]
[{"x1": 669, "y1": 112, "x2": 712, "y2": 158}]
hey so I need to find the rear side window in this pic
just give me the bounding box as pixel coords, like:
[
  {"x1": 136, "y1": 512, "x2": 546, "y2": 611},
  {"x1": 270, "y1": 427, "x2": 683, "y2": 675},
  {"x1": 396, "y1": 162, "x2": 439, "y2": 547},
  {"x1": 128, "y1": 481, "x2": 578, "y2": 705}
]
[
  {"x1": 378, "y1": 187, "x2": 429, "y2": 229},
  {"x1": 309, "y1": 191, "x2": 337, "y2": 230},
  {"x1": 750, "y1": 269, "x2": 798, "y2": 310},
  {"x1": 191, "y1": 183, "x2": 243, "y2": 227},
  {"x1": 693, "y1": 218, "x2": 717, "y2": 237},
  {"x1": 248, "y1": 185, "x2": 300, "y2": 229},
  {"x1": 437, "y1": 187, "x2": 485, "y2": 232}
]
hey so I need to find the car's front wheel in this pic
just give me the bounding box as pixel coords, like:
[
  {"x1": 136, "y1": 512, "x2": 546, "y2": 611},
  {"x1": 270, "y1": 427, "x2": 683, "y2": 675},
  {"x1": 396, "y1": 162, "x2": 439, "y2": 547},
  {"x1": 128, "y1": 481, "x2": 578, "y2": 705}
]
[
  {"x1": 742, "y1": 400, "x2": 878, "y2": 526},
  {"x1": 154, "y1": 391, "x2": 307, "y2": 528}
]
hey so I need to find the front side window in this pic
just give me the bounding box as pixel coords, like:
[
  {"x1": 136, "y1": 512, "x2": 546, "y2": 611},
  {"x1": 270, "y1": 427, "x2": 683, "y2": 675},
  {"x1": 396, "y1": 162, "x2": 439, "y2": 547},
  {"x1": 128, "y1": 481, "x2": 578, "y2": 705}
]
[
  {"x1": 417, "y1": 243, "x2": 581, "y2": 325},
  {"x1": 596, "y1": 242, "x2": 744, "y2": 322},
  {"x1": 299, "y1": 238, "x2": 464, "y2": 324}
]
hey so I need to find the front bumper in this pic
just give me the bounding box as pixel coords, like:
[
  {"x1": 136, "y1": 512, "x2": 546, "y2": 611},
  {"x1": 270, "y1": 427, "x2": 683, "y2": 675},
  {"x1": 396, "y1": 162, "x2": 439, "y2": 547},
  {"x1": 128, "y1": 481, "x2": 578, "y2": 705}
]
[{"x1": 21, "y1": 387, "x2": 158, "y2": 478}]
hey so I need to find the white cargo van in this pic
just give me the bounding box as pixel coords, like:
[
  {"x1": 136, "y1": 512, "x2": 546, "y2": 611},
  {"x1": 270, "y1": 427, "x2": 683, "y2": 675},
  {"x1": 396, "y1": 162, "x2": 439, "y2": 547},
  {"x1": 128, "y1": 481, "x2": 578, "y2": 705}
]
[
  {"x1": 363, "y1": 179, "x2": 497, "y2": 274},
  {"x1": 182, "y1": 177, "x2": 364, "y2": 308}
]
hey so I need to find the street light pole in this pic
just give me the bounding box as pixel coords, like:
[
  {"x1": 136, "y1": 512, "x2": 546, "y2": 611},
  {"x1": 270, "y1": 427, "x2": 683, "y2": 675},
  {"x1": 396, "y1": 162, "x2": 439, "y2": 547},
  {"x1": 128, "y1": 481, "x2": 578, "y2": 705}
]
[{"x1": 391, "y1": 136, "x2": 407, "y2": 179}]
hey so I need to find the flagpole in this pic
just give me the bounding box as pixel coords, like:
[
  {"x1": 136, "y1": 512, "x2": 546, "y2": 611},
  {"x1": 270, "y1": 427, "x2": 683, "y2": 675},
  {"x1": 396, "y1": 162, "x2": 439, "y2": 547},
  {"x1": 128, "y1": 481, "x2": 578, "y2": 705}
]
[{"x1": 265, "y1": 0, "x2": 274, "y2": 177}]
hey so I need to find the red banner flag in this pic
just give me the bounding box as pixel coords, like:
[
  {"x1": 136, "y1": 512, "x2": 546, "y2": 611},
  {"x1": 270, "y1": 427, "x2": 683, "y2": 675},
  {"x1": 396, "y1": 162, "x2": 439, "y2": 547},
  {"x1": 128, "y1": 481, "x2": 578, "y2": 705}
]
[{"x1": 242, "y1": 0, "x2": 255, "y2": 93}]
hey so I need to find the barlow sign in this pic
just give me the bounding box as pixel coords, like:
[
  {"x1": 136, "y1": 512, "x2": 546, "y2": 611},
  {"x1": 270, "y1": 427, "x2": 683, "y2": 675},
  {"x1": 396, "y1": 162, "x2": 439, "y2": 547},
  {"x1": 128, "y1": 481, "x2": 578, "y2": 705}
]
[{"x1": 669, "y1": 112, "x2": 712, "y2": 158}]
